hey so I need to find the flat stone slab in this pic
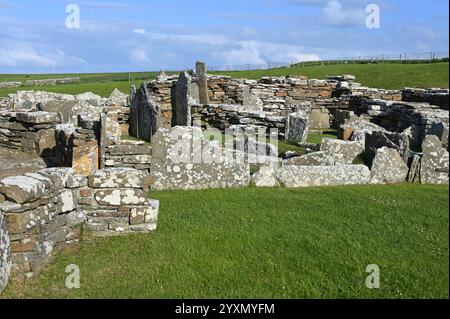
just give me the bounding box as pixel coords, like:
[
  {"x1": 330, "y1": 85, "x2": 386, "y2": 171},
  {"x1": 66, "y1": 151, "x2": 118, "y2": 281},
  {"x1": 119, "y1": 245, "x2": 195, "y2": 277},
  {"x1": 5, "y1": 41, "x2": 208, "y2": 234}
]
[
  {"x1": 15, "y1": 111, "x2": 60, "y2": 124},
  {"x1": 94, "y1": 189, "x2": 149, "y2": 206},
  {"x1": 0, "y1": 176, "x2": 45, "y2": 204},
  {"x1": 89, "y1": 168, "x2": 148, "y2": 188},
  {"x1": 277, "y1": 164, "x2": 370, "y2": 188},
  {"x1": 108, "y1": 144, "x2": 152, "y2": 156}
]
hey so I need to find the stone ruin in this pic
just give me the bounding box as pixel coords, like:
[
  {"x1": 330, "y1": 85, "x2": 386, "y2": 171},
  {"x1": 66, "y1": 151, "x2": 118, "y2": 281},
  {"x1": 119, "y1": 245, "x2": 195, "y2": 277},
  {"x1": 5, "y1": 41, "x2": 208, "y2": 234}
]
[{"x1": 0, "y1": 61, "x2": 449, "y2": 292}]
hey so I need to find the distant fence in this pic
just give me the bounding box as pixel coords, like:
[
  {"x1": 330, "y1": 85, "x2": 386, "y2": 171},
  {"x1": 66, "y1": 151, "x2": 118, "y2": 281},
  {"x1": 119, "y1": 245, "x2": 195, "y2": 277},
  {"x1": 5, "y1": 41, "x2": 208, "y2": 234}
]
[{"x1": 206, "y1": 51, "x2": 449, "y2": 72}]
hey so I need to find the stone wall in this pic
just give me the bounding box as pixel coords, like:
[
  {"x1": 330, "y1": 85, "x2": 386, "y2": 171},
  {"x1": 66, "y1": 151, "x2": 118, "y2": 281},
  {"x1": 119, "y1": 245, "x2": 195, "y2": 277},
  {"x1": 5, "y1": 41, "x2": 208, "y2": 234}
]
[
  {"x1": 0, "y1": 167, "x2": 159, "y2": 283},
  {"x1": 0, "y1": 82, "x2": 21, "y2": 89},
  {"x1": 402, "y1": 88, "x2": 449, "y2": 110},
  {"x1": 0, "y1": 111, "x2": 60, "y2": 157},
  {"x1": 103, "y1": 142, "x2": 152, "y2": 173}
]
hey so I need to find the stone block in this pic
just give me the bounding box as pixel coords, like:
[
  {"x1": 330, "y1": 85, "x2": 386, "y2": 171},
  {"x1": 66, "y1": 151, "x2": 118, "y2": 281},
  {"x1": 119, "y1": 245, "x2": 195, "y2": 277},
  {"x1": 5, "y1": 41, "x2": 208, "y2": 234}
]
[
  {"x1": 94, "y1": 189, "x2": 149, "y2": 206},
  {"x1": 370, "y1": 147, "x2": 409, "y2": 184},
  {"x1": 88, "y1": 168, "x2": 147, "y2": 188},
  {"x1": 15, "y1": 111, "x2": 60, "y2": 124},
  {"x1": 0, "y1": 176, "x2": 45, "y2": 204}
]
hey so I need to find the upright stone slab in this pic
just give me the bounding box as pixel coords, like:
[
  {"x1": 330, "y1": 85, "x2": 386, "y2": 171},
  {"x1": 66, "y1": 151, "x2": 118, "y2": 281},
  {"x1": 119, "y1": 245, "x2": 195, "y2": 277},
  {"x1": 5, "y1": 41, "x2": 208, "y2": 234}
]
[
  {"x1": 129, "y1": 84, "x2": 160, "y2": 142},
  {"x1": 365, "y1": 130, "x2": 410, "y2": 166},
  {"x1": 370, "y1": 147, "x2": 409, "y2": 184},
  {"x1": 151, "y1": 126, "x2": 250, "y2": 190},
  {"x1": 286, "y1": 108, "x2": 310, "y2": 143},
  {"x1": 0, "y1": 211, "x2": 11, "y2": 293},
  {"x1": 72, "y1": 140, "x2": 99, "y2": 176},
  {"x1": 196, "y1": 61, "x2": 209, "y2": 105},
  {"x1": 320, "y1": 138, "x2": 364, "y2": 165},
  {"x1": 420, "y1": 135, "x2": 449, "y2": 184},
  {"x1": 175, "y1": 71, "x2": 199, "y2": 126}
]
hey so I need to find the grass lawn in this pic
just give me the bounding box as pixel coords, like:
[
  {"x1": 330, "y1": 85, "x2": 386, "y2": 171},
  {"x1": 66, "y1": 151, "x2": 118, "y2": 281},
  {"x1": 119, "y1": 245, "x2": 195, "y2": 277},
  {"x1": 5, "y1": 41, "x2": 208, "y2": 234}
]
[
  {"x1": 2, "y1": 184, "x2": 448, "y2": 299},
  {"x1": 0, "y1": 62, "x2": 448, "y2": 98},
  {"x1": 215, "y1": 62, "x2": 449, "y2": 89}
]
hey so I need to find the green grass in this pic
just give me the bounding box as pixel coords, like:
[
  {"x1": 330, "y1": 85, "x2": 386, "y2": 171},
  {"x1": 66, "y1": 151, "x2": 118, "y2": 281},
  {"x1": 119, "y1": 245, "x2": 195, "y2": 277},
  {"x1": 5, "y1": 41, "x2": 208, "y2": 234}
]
[
  {"x1": 0, "y1": 62, "x2": 448, "y2": 98},
  {"x1": 214, "y1": 62, "x2": 449, "y2": 89},
  {"x1": 2, "y1": 184, "x2": 448, "y2": 299}
]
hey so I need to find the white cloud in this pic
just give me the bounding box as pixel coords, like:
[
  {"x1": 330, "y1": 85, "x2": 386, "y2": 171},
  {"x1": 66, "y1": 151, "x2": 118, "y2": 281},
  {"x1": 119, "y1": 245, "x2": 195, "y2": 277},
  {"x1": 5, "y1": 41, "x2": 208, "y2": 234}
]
[
  {"x1": 213, "y1": 41, "x2": 321, "y2": 67},
  {"x1": 0, "y1": 47, "x2": 86, "y2": 67},
  {"x1": 133, "y1": 28, "x2": 146, "y2": 34},
  {"x1": 323, "y1": 0, "x2": 365, "y2": 27},
  {"x1": 130, "y1": 47, "x2": 151, "y2": 63}
]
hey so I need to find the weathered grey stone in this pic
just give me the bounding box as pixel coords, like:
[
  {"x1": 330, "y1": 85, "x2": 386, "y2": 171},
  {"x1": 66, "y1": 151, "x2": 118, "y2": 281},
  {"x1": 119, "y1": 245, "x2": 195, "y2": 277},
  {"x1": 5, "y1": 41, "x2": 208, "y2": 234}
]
[
  {"x1": 151, "y1": 127, "x2": 250, "y2": 190},
  {"x1": 175, "y1": 71, "x2": 197, "y2": 126},
  {"x1": 370, "y1": 147, "x2": 409, "y2": 184},
  {"x1": 66, "y1": 174, "x2": 88, "y2": 189},
  {"x1": 282, "y1": 151, "x2": 332, "y2": 166},
  {"x1": 15, "y1": 111, "x2": 60, "y2": 124},
  {"x1": 0, "y1": 176, "x2": 45, "y2": 204},
  {"x1": 37, "y1": 168, "x2": 73, "y2": 189},
  {"x1": 57, "y1": 189, "x2": 76, "y2": 213},
  {"x1": 277, "y1": 165, "x2": 370, "y2": 188},
  {"x1": 309, "y1": 109, "x2": 330, "y2": 129},
  {"x1": 0, "y1": 211, "x2": 11, "y2": 293},
  {"x1": 89, "y1": 168, "x2": 147, "y2": 188},
  {"x1": 407, "y1": 154, "x2": 422, "y2": 183},
  {"x1": 286, "y1": 109, "x2": 310, "y2": 143},
  {"x1": 196, "y1": 61, "x2": 209, "y2": 105},
  {"x1": 123, "y1": 155, "x2": 152, "y2": 164},
  {"x1": 65, "y1": 210, "x2": 87, "y2": 227},
  {"x1": 108, "y1": 88, "x2": 128, "y2": 106},
  {"x1": 94, "y1": 189, "x2": 149, "y2": 206},
  {"x1": 341, "y1": 119, "x2": 386, "y2": 145},
  {"x1": 321, "y1": 138, "x2": 364, "y2": 165},
  {"x1": 420, "y1": 135, "x2": 449, "y2": 184},
  {"x1": 252, "y1": 166, "x2": 279, "y2": 187},
  {"x1": 108, "y1": 144, "x2": 152, "y2": 156},
  {"x1": 365, "y1": 130, "x2": 410, "y2": 166},
  {"x1": 430, "y1": 121, "x2": 449, "y2": 149}
]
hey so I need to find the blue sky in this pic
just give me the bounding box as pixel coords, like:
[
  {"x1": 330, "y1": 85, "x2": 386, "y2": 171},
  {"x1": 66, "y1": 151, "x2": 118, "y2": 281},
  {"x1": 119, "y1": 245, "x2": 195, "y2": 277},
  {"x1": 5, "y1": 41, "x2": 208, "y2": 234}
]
[{"x1": 0, "y1": 0, "x2": 448, "y2": 73}]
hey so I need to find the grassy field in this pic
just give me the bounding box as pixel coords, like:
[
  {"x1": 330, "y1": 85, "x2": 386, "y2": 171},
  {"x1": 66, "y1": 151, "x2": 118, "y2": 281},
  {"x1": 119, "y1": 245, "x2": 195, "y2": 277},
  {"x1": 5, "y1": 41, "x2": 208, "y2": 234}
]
[
  {"x1": 0, "y1": 62, "x2": 448, "y2": 98},
  {"x1": 2, "y1": 184, "x2": 448, "y2": 299}
]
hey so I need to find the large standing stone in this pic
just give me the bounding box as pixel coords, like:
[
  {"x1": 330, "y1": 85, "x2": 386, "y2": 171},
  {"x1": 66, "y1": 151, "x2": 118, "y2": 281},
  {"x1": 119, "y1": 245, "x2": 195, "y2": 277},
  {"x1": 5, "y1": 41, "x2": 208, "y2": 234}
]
[
  {"x1": 286, "y1": 109, "x2": 310, "y2": 143},
  {"x1": 175, "y1": 71, "x2": 198, "y2": 126},
  {"x1": 151, "y1": 126, "x2": 250, "y2": 190},
  {"x1": 430, "y1": 121, "x2": 449, "y2": 149},
  {"x1": 420, "y1": 135, "x2": 449, "y2": 184},
  {"x1": 277, "y1": 165, "x2": 370, "y2": 188},
  {"x1": 196, "y1": 61, "x2": 209, "y2": 105},
  {"x1": 0, "y1": 211, "x2": 11, "y2": 293},
  {"x1": 370, "y1": 147, "x2": 409, "y2": 184},
  {"x1": 309, "y1": 109, "x2": 330, "y2": 129},
  {"x1": 129, "y1": 84, "x2": 160, "y2": 142}
]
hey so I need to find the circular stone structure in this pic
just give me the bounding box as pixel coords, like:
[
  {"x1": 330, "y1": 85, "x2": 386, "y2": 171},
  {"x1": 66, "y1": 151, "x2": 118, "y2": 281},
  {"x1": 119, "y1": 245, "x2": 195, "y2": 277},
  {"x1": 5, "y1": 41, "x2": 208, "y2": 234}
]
[{"x1": 0, "y1": 211, "x2": 11, "y2": 293}]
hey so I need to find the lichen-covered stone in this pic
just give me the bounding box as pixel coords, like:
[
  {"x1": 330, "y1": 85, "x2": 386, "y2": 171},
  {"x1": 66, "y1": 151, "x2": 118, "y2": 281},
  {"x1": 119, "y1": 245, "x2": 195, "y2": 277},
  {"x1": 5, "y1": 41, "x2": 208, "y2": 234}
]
[
  {"x1": 420, "y1": 135, "x2": 449, "y2": 184},
  {"x1": 94, "y1": 189, "x2": 149, "y2": 206},
  {"x1": 252, "y1": 166, "x2": 279, "y2": 187},
  {"x1": 151, "y1": 127, "x2": 250, "y2": 190},
  {"x1": 89, "y1": 168, "x2": 147, "y2": 188},
  {"x1": 15, "y1": 111, "x2": 61, "y2": 124},
  {"x1": 320, "y1": 138, "x2": 364, "y2": 164},
  {"x1": 277, "y1": 165, "x2": 370, "y2": 188},
  {"x1": 66, "y1": 174, "x2": 88, "y2": 189},
  {"x1": 370, "y1": 147, "x2": 409, "y2": 184},
  {"x1": 0, "y1": 176, "x2": 45, "y2": 204},
  {"x1": 286, "y1": 109, "x2": 310, "y2": 143}
]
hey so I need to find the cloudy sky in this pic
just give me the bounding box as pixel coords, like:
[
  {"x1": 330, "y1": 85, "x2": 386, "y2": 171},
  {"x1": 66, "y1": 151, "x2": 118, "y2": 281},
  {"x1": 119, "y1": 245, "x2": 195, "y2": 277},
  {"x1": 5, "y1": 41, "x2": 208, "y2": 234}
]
[{"x1": 0, "y1": 0, "x2": 448, "y2": 73}]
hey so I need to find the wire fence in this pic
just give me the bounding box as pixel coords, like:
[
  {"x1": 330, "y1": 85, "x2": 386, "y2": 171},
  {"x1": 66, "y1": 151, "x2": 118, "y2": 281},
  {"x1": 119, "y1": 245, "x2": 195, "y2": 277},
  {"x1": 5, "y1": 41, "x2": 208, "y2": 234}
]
[{"x1": 205, "y1": 51, "x2": 449, "y2": 72}]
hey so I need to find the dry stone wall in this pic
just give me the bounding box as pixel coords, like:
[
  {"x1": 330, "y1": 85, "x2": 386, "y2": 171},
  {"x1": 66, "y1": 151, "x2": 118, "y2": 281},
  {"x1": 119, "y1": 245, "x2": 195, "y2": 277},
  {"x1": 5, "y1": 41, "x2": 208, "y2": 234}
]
[{"x1": 0, "y1": 167, "x2": 159, "y2": 283}]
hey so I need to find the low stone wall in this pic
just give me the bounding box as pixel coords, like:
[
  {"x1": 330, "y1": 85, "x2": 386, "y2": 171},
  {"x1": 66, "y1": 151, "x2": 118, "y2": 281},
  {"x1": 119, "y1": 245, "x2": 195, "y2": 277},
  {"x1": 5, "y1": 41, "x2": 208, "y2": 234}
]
[
  {"x1": 24, "y1": 78, "x2": 81, "y2": 87},
  {"x1": 402, "y1": 88, "x2": 449, "y2": 110},
  {"x1": 0, "y1": 111, "x2": 60, "y2": 156},
  {"x1": 0, "y1": 167, "x2": 159, "y2": 283},
  {"x1": 0, "y1": 82, "x2": 21, "y2": 89},
  {"x1": 103, "y1": 142, "x2": 152, "y2": 173}
]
